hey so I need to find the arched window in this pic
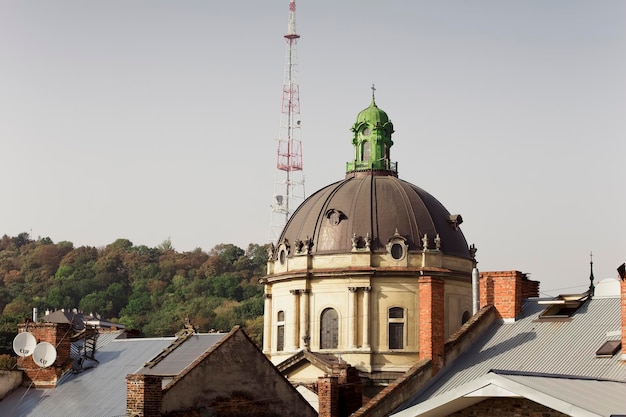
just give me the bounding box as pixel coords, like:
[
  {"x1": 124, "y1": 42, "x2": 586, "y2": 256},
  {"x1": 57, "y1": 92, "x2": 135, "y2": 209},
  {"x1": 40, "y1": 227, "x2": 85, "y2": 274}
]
[
  {"x1": 277, "y1": 311, "x2": 285, "y2": 352},
  {"x1": 461, "y1": 311, "x2": 471, "y2": 325},
  {"x1": 320, "y1": 308, "x2": 338, "y2": 349},
  {"x1": 388, "y1": 307, "x2": 405, "y2": 349},
  {"x1": 362, "y1": 141, "x2": 370, "y2": 161}
]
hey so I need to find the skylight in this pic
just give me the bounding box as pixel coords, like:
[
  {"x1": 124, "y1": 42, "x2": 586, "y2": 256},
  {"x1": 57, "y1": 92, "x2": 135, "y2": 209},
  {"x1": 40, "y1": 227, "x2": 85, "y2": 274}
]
[
  {"x1": 536, "y1": 293, "x2": 589, "y2": 320},
  {"x1": 595, "y1": 340, "x2": 621, "y2": 358}
]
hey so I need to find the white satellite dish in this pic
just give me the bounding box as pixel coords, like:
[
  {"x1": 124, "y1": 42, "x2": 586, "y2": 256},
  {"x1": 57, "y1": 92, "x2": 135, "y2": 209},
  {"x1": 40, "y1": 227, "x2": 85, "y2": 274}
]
[
  {"x1": 12, "y1": 332, "x2": 37, "y2": 357},
  {"x1": 32, "y1": 342, "x2": 57, "y2": 368}
]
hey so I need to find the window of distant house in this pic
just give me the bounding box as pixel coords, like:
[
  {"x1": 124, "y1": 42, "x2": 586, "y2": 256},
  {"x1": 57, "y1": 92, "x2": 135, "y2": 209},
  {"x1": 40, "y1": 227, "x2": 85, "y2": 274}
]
[
  {"x1": 320, "y1": 308, "x2": 339, "y2": 349},
  {"x1": 277, "y1": 311, "x2": 285, "y2": 352},
  {"x1": 388, "y1": 307, "x2": 405, "y2": 350}
]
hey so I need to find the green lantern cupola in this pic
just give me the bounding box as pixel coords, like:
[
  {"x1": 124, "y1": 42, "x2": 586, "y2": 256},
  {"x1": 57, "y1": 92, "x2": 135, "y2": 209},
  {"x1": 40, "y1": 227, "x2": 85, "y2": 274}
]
[{"x1": 346, "y1": 86, "x2": 396, "y2": 174}]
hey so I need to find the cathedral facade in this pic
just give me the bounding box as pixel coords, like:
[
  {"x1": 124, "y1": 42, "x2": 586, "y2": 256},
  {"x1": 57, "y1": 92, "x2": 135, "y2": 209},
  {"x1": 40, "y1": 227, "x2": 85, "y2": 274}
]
[{"x1": 261, "y1": 95, "x2": 476, "y2": 380}]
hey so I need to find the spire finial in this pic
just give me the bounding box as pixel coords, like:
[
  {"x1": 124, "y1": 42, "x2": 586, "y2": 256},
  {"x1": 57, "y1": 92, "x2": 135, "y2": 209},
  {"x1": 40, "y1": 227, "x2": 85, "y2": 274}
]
[
  {"x1": 589, "y1": 251, "x2": 595, "y2": 296},
  {"x1": 371, "y1": 83, "x2": 376, "y2": 105}
]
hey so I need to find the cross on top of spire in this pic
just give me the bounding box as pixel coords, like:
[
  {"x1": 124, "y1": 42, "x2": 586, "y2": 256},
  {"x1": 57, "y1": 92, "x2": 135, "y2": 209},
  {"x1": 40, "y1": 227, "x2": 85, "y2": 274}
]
[{"x1": 371, "y1": 84, "x2": 376, "y2": 104}]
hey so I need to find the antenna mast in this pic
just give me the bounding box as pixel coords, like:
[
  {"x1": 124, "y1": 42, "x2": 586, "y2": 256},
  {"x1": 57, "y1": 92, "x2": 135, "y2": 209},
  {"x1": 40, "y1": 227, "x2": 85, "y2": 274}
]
[{"x1": 269, "y1": 0, "x2": 305, "y2": 243}]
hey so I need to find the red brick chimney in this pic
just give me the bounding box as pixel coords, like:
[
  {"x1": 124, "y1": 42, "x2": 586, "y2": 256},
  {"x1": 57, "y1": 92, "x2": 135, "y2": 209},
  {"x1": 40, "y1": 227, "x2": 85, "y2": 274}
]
[
  {"x1": 317, "y1": 375, "x2": 339, "y2": 417},
  {"x1": 16, "y1": 322, "x2": 72, "y2": 388},
  {"x1": 480, "y1": 271, "x2": 536, "y2": 322},
  {"x1": 330, "y1": 362, "x2": 363, "y2": 416},
  {"x1": 126, "y1": 374, "x2": 163, "y2": 417},
  {"x1": 418, "y1": 276, "x2": 445, "y2": 374}
]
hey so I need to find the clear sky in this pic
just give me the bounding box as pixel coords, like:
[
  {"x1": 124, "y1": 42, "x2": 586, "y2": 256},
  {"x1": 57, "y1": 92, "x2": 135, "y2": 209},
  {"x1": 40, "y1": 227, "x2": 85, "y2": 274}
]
[{"x1": 2, "y1": 1, "x2": 624, "y2": 296}]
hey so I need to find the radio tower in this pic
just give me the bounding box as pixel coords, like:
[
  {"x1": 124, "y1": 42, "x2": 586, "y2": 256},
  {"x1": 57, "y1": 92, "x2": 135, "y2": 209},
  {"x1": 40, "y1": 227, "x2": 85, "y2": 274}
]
[{"x1": 269, "y1": 0, "x2": 305, "y2": 243}]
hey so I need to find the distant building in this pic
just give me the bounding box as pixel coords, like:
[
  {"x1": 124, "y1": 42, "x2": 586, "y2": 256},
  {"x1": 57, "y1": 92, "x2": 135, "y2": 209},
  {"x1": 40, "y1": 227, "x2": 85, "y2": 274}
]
[{"x1": 42, "y1": 309, "x2": 126, "y2": 332}]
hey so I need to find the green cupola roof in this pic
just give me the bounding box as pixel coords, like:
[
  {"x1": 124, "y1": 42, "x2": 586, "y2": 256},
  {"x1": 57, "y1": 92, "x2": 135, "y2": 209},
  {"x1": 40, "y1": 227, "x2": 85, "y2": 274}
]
[
  {"x1": 355, "y1": 96, "x2": 390, "y2": 125},
  {"x1": 347, "y1": 86, "x2": 396, "y2": 174}
]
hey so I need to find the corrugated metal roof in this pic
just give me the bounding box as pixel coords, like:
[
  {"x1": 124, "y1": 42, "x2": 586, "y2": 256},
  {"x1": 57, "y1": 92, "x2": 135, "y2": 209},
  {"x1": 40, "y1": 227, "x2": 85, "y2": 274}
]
[
  {"x1": 393, "y1": 371, "x2": 626, "y2": 417},
  {"x1": 396, "y1": 296, "x2": 626, "y2": 412},
  {"x1": 503, "y1": 373, "x2": 626, "y2": 415},
  {"x1": 0, "y1": 337, "x2": 174, "y2": 417},
  {"x1": 139, "y1": 333, "x2": 227, "y2": 376}
]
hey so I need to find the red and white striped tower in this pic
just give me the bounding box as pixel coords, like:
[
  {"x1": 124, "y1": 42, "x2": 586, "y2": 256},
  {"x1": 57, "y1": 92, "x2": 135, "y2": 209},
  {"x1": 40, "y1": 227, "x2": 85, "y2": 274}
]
[{"x1": 269, "y1": 0, "x2": 306, "y2": 243}]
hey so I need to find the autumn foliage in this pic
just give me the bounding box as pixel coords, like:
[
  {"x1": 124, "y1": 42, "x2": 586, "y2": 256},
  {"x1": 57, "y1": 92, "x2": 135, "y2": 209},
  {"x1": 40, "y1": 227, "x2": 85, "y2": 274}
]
[{"x1": 0, "y1": 233, "x2": 268, "y2": 352}]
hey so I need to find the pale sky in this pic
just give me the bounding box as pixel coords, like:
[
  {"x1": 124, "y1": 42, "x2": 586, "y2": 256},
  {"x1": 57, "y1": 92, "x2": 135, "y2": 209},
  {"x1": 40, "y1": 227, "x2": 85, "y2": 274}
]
[{"x1": 2, "y1": 1, "x2": 625, "y2": 296}]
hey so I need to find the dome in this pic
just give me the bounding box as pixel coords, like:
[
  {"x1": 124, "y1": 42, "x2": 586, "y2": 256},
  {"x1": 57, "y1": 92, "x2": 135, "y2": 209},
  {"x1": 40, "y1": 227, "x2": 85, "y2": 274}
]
[
  {"x1": 355, "y1": 98, "x2": 390, "y2": 126},
  {"x1": 277, "y1": 172, "x2": 471, "y2": 259},
  {"x1": 274, "y1": 92, "x2": 472, "y2": 261}
]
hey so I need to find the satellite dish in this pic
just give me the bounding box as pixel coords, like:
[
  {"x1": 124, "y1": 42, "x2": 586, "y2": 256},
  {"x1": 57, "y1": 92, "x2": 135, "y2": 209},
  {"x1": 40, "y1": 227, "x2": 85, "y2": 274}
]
[
  {"x1": 32, "y1": 342, "x2": 57, "y2": 368},
  {"x1": 12, "y1": 332, "x2": 37, "y2": 357}
]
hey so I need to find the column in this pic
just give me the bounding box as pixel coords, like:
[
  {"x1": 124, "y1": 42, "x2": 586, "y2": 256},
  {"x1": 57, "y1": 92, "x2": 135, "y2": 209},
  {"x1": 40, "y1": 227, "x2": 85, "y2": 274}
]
[
  {"x1": 300, "y1": 289, "x2": 310, "y2": 349},
  {"x1": 348, "y1": 287, "x2": 358, "y2": 349},
  {"x1": 362, "y1": 287, "x2": 371, "y2": 349},
  {"x1": 262, "y1": 293, "x2": 272, "y2": 354},
  {"x1": 290, "y1": 289, "x2": 300, "y2": 350}
]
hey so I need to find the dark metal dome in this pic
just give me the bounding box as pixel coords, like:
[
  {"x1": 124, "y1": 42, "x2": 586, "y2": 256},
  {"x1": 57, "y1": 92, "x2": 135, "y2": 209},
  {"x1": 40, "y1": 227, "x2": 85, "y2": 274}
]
[{"x1": 278, "y1": 171, "x2": 471, "y2": 259}]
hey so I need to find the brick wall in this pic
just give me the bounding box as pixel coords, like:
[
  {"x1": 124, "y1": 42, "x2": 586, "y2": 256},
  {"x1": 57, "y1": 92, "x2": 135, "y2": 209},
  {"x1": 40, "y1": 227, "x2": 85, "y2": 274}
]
[
  {"x1": 318, "y1": 376, "x2": 339, "y2": 417},
  {"x1": 16, "y1": 322, "x2": 72, "y2": 388},
  {"x1": 448, "y1": 397, "x2": 568, "y2": 416},
  {"x1": 126, "y1": 374, "x2": 163, "y2": 417},
  {"x1": 160, "y1": 327, "x2": 316, "y2": 417},
  {"x1": 418, "y1": 276, "x2": 445, "y2": 373},
  {"x1": 350, "y1": 359, "x2": 434, "y2": 417},
  {"x1": 522, "y1": 276, "x2": 540, "y2": 299},
  {"x1": 480, "y1": 271, "x2": 526, "y2": 321},
  {"x1": 619, "y1": 278, "x2": 626, "y2": 361},
  {"x1": 330, "y1": 363, "x2": 362, "y2": 417}
]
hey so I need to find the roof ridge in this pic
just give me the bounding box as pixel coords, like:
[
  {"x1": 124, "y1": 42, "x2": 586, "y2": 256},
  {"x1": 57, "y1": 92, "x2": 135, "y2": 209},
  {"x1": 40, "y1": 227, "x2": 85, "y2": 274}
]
[{"x1": 490, "y1": 369, "x2": 626, "y2": 384}]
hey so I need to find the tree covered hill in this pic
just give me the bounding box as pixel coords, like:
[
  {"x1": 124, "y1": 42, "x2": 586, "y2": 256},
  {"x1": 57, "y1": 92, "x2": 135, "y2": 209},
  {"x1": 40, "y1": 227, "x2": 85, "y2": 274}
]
[{"x1": 0, "y1": 233, "x2": 269, "y2": 353}]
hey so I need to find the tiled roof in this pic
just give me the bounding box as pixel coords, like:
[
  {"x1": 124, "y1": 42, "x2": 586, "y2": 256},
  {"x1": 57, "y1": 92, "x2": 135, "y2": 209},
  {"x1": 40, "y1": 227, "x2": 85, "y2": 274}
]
[
  {"x1": 139, "y1": 333, "x2": 227, "y2": 377},
  {"x1": 276, "y1": 350, "x2": 344, "y2": 375},
  {"x1": 395, "y1": 294, "x2": 626, "y2": 413}
]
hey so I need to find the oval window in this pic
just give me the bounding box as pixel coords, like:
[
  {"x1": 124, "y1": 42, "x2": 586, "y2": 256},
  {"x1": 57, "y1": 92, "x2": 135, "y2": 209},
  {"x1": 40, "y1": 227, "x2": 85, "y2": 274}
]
[
  {"x1": 391, "y1": 243, "x2": 403, "y2": 260},
  {"x1": 279, "y1": 249, "x2": 287, "y2": 265}
]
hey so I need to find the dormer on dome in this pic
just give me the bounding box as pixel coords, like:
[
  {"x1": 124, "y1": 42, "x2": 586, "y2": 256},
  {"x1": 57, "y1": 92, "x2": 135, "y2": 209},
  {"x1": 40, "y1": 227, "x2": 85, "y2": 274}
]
[{"x1": 347, "y1": 86, "x2": 395, "y2": 174}]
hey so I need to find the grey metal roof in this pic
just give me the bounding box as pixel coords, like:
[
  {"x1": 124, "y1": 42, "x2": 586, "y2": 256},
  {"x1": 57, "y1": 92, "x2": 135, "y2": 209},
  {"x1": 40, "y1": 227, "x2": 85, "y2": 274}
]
[
  {"x1": 139, "y1": 333, "x2": 226, "y2": 376},
  {"x1": 393, "y1": 371, "x2": 626, "y2": 417},
  {"x1": 503, "y1": 373, "x2": 626, "y2": 416},
  {"x1": 395, "y1": 295, "x2": 626, "y2": 413},
  {"x1": 0, "y1": 337, "x2": 174, "y2": 417}
]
